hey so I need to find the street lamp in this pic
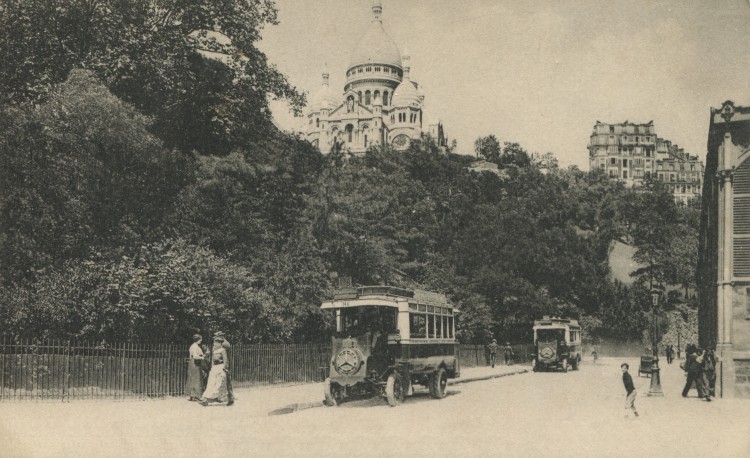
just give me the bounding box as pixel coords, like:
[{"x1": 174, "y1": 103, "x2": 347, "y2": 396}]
[{"x1": 648, "y1": 289, "x2": 664, "y2": 396}]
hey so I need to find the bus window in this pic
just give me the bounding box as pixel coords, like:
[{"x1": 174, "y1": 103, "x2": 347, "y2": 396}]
[
  {"x1": 442, "y1": 316, "x2": 448, "y2": 338},
  {"x1": 410, "y1": 313, "x2": 426, "y2": 338},
  {"x1": 448, "y1": 316, "x2": 453, "y2": 338},
  {"x1": 339, "y1": 306, "x2": 397, "y2": 336},
  {"x1": 427, "y1": 314, "x2": 434, "y2": 338}
]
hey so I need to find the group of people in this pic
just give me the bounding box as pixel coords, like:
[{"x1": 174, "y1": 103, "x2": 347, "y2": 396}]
[
  {"x1": 186, "y1": 332, "x2": 235, "y2": 407},
  {"x1": 487, "y1": 339, "x2": 514, "y2": 368},
  {"x1": 681, "y1": 344, "x2": 716, "y2": 402}
]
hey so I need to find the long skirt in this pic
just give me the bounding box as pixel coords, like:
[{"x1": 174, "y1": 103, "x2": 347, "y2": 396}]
[
  {"x1": 201, "y1": 364, "x2": 228, "y2": 401},
  {"x1": 186, "y1": 360, "x2": 204, "y2": 399}
]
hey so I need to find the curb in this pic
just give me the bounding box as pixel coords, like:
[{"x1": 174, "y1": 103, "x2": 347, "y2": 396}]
[{"x1": 449, "y1": 368, "x2": 529, "y2": 385}]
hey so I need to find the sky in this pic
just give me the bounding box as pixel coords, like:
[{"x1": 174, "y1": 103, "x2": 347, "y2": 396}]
[{"x1": 258, "y1": 0, "x2": 750, "y2": 169}]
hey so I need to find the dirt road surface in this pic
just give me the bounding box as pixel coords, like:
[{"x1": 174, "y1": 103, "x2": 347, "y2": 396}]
[{"x1": 2, "y1": 359, "x2": 748, "y2": 457}]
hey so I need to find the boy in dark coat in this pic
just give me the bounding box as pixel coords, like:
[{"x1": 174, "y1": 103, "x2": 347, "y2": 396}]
[{"x1": 621, "y1": 363, "x2": 639, "y2": 418}]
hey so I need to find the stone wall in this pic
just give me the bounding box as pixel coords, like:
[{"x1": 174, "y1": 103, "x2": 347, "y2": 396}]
[{"x1": 734, "y1": 359, "x2": 750, "y2": 397}]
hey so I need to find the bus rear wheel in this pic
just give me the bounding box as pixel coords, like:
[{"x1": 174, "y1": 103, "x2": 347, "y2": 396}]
[
  {"x1": 385, "y1": 373, "x2": 405, "y2": 407},
  {"x1": 430, "y1": 368, "x2": 448, "y2": 399}
]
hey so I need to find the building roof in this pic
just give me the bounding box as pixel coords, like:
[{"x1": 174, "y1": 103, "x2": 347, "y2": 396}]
[{"x1": 348, "y1": 3, "x2": 402, "y2": 70}]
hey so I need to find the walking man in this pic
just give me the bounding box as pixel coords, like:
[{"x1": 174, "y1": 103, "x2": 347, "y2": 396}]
[
  {"x1": 214, "y1": 331, "x2": 235, "y2": 406},
  {"x1": 487, "y1": 339, "x2": 500, "y2": 368},
  {"x1": 621, "y1": 363, "x2": 639, "y2": 418}
]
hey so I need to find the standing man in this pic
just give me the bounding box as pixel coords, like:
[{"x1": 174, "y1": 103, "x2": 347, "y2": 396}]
[
  {"x1": 503, "y1": 342, "x2": 514, "y2": 365},
  {"x1": 703, "y1": 349, "x2": 717, "y2": 398},
  {"x1": 487, "y1": 339, "x2": 500, "y2": 368},
  {"x1": 214, "y1": 331, "x2": 235, "y2": 406}
]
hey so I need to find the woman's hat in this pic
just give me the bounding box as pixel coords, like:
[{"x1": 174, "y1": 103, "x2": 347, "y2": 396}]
[{"x1": 192, "y1": 334, "x2": 201, "y2": 342}]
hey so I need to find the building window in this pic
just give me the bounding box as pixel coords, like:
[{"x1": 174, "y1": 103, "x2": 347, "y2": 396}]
[
  {"x1": 316, "y1": 118, "x2": 319, "y2": 128},
  {"x1": 374, "y1": 90, "x2": 380, "y2": 103},
  {"x1": 383, "y1": 91, "x2": 389, "y2": 106},
  {"x1": 623, "y1": 170, "x2": 628, "y2": 179},
  {"x1": 366, "y1": 66, "x2": 372, "y2": 72},
  {"x1": 609, "y1": 170, "x2": 616, "y2": 178},
  {"x1": 358, "y1": 68, "x2": 363, "y2": 73},
  {"x1": 346, "y1": 124, "x2": 353, "y2": 143},
  {"x1": 358, "y1": 92, "x2": 362, "y2": 103},
  {"x1": 610, "y1": 158, "x2": 616, "y2": 165},
  {"x1": 365, "y1": 91, "x2": 371, "y2": 105},
  {"x1": 610, "y1": 126, "x2": 615, "y2": 133},
  {"x1": 374, "y1": 66, "x2": 381, "y2": 72},
  {"x1": 623, "y1": 159, "x2": 628, "y2": 167},
  {"x1": 600, "y1": 163, "x2": 605, "y2": 170}
]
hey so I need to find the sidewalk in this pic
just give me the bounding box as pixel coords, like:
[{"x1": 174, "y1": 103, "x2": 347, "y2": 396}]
[{"x1": 451, "y1": 363, "x2": 528, "y2": 384}]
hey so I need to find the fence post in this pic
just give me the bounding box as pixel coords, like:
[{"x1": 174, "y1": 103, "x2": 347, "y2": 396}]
[{"x1": 62, "y1": 340, "x2": 70, "y2": 403}]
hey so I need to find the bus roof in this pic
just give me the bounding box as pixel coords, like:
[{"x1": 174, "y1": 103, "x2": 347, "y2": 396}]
[
  {"x1": 321, "y1": 286, "x2": 454, "y2": 310},
  {"x1": 533, "y1": 316, "x2": 580, "y2": 329}
]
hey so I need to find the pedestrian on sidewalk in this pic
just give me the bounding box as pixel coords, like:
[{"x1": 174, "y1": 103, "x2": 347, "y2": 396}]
[
  {"x1": 214, "y1": 331, "x2": 235, "y2": 406},
  {"x1": 186, "y1": 334, "x2": 205, "y2": 401},
  {"x1": 201, "y1": 336, "x2": 230, "y2": 406},
  {"x1": 621, "y1": 363, "x2": 639, "y2": 418},
  {"x1": 703, "y1": 349, "x2": 717, "y2": 398},
  {"x1": 681, "y1": 344, "x2": 710, "y2": 401},
  {"x1": 487, "y1": 339, "x2": 500, "y2": 368},
  {"x1": 503, "y1": 342, "x2": 514, "y2": 365}
]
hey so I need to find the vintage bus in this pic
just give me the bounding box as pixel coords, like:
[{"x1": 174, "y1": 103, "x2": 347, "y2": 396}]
[
  {"x1": 531, "y1": 316, "x2": 582, "y2": 372},
  {"x1": 321, "y1": 286, "x2": 459, "y2": 406}
]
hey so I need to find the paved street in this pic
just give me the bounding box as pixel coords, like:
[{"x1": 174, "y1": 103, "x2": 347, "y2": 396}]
[{"x1": 2, "y1": 359, "x2": 748, "y2": 457}]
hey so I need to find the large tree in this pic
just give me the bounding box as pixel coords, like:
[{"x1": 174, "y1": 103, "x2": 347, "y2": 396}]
[{"x1": 0, "y1": 0, "x2": 304, "y2": 154}]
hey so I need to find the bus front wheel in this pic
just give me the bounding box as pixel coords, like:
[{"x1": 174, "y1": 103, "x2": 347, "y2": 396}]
[{"x1": 324, "y1": 378, "x2": 340, "y2": 406}]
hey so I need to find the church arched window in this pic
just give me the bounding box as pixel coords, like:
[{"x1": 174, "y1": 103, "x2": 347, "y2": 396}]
[
  {"x1": 358, "y1": 92, "x2": 362, "y2": 103},
  {"x1": 383, "y1": 91, "x2": 389, "y2": 106},
  {"x1": 365, "y1": 91, "x2": 371, "y2": 105},
  {"x1": 346, "y1": 124, "x2": 353, "y2": 143},
  {"x1": 374, "y1": 91, "x2": 380, "y2": 104},
  {"x1": 316, "y1": 118, "x2": 319, "y2": 128}
]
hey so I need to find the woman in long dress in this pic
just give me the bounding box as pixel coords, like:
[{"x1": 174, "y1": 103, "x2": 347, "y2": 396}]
[
  {"x1": 200, "y1": 337, "x2": 229, "y2": 406},
  {"x1": 186, "y1": 334, "x2": 204, "y2": 401}
]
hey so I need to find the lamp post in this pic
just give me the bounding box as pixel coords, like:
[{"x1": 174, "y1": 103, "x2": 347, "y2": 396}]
[{"x1": 648, "y1": 289, "x2": 664, "y2": 396}]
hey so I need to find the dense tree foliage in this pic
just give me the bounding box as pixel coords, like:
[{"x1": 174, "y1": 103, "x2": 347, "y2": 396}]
[{"x1": 0, "y1": 1, "x2": 700, "y2": 345}]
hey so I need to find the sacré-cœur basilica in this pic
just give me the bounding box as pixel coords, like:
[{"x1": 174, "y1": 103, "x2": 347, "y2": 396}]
[{"x1": 306, "y1": 1, "x2": 446, "y2": 154}]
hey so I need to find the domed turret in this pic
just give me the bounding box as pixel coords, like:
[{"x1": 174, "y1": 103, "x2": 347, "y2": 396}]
[
  {"x1": 310, "y1": 73, "x2": 338, "y2": 112},
  {"x1": 392, "y1": 56, "x2": 420, "y2": 108},
  {"x1": 348, "y1": 1, "x2": 402, "y2": 70}
]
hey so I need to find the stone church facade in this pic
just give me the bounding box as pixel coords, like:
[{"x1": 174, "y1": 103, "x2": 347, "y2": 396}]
[{"x1": 306, "y1": 1, "x2": 445, "y2": 154}]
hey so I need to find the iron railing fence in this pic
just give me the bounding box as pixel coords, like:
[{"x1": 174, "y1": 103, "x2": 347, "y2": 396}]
[
  {"x1": 0, "y1": 337, "x2": 330, "y2": 402},
  {"x1": 0, "y1": 339, "x2": 530, "y2": 402},
  {"x1": 457, "y1": 344, "x2": 535, "y2": 368}
]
